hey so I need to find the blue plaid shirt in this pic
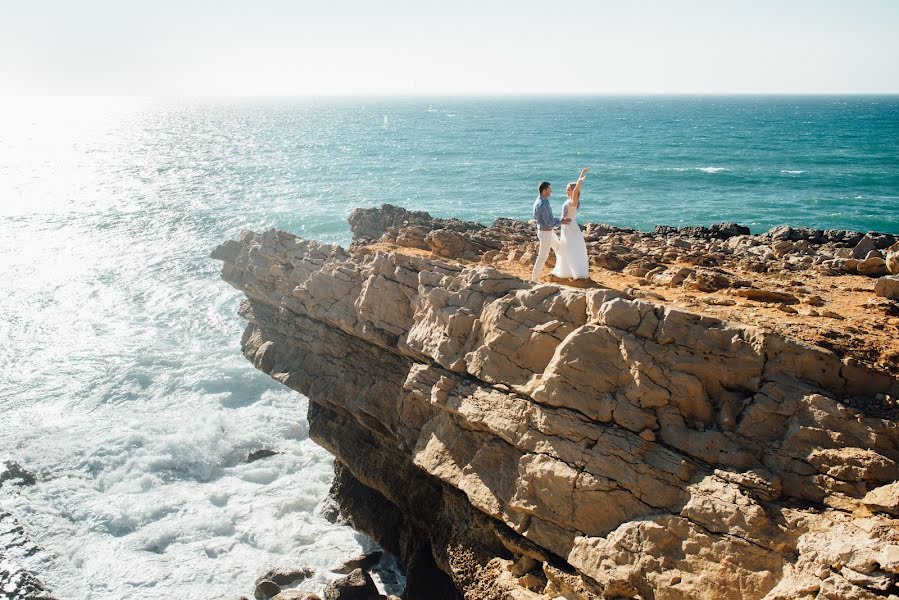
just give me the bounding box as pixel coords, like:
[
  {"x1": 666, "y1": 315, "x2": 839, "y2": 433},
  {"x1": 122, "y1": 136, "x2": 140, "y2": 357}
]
[{"x1": 533, "y1": 196, "x2": 560, "y2": 230}]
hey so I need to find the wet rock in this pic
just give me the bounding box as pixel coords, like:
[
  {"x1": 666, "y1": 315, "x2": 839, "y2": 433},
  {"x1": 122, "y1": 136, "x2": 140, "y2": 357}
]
[
  {"x1": 657, "y1": 222, "x2": 750, "y2": 239},
  {"x1": 767, "y1": 225, "x2": 804, "y2": 241},
  {"x1": 875, "y1": 275, "x2": 899, "y2": 300},
  {"x1": 256, "y1": 566, "x2": 315, "y2": 587},
  {"x1": 825, "y1": 229, "x2": 866, "y2": 246},
  {"x1": 332, "y1": 551, "x2": 382, "y2": 575},
  {"x1": 315, "y1": 496, "x2": 342, "y2": 524},
  {"x1": 0, "y1": 461, "x2": 36, "y2": 487},
  {"x1": 707, "y1": 222, "x2": 752, "y2": 239},
  {"x1": 322, "y1": 569, "x2": 379, "y2": 600},
  {"x1": 254, "y1": 578, "x2": 282, "y2": 600},
  {"x1": 0, "y1": 510, "x2": 55, "y2": 599},
  {"x1": 247, "y1": 449, "x2": 281, "y2": 463}
]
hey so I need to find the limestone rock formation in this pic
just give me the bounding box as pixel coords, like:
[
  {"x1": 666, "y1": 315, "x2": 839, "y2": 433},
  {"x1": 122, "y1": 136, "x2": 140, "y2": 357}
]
[
  {"x1": 323, "y1": 568, "x2": 379, "y2": 600},
  {"x1": 214, "y1": 222, "x2": 899, "y2": 600}
]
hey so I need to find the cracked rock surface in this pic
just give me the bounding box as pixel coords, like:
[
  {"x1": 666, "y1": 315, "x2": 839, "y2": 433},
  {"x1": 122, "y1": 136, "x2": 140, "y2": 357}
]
[{"x1": 214, "y1": 222, "x2": 899, "y2": 600}]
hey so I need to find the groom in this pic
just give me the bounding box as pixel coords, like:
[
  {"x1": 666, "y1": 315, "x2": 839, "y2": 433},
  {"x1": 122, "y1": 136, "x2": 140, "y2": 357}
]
[{"x1": 530, "y1": 181, "x2": 570, "y2": 282}]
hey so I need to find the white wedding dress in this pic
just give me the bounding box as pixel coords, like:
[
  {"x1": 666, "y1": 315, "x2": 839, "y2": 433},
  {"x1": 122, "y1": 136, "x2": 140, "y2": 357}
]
[{"x1": 551, "y1": 200, "x2": 589, "y2": 279}]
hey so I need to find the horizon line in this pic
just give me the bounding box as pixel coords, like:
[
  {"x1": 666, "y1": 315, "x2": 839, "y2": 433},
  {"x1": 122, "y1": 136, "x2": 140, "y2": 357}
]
[{"x1": 3, "y1": 91, "x2": 899, "y2": 100}]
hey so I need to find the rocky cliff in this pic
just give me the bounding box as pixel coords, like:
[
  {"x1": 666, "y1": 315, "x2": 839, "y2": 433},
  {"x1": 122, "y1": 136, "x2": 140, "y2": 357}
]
[{"x1": 213, "y1": 213, "x2": 899, "y2": 600}]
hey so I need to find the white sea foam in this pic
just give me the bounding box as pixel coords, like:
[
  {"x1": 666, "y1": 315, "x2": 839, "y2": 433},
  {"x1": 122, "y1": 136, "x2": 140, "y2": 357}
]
[
  {"x1": 0, "y1": 101, "x2": 399, "y2": 599},
  {"x1": 780, "y1": 170, "x2": 805, "y2": 174},
  {"x1": 697, "y1": 166, "x2": 729, "y2": 173},
  {"x1": 2, "y1": 388, "x2": 391, "y2": 599}
]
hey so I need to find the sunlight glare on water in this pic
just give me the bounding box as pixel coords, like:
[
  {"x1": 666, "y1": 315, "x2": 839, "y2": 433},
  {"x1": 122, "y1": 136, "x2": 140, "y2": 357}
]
[{"x1": 0, "y1": 95, "x2": 897, "y2": 599}]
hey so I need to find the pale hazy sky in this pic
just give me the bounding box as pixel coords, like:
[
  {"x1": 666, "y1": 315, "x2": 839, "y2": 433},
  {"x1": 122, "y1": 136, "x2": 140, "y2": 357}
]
[{"x1": 1, "y1": 0, "x2": 898, "y2": 95}]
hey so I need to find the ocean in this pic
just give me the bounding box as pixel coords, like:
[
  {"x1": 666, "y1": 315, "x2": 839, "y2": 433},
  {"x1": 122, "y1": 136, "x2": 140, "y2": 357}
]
[{"x1": 1, "y1": 95, "x2": 897, "y2": 599}]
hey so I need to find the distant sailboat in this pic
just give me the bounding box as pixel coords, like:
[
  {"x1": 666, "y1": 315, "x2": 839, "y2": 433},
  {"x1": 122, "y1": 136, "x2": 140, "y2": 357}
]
[
  {"x1": 426, "y1": 105, "x2": 437, "y2": 112},
  {"x1": 383, "y1": 115, "x2": 389, "y2": 128}
]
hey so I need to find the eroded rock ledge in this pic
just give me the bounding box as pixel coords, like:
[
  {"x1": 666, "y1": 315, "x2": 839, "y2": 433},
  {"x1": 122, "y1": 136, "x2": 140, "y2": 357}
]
[{"x1": 214, "y1": 216, "x2": 899, "y2": 600}]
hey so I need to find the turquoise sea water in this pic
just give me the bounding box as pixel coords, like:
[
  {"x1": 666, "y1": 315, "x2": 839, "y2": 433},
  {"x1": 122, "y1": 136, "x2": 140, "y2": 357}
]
[{"x1": 1, "y1": 96, "x2": 898, "y2": 599}]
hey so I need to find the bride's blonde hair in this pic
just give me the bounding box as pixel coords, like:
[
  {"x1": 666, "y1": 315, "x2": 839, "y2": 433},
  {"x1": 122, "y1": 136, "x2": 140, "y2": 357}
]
[{"x1": 566, "y1": 182, "x2": 577, "y2": 195}]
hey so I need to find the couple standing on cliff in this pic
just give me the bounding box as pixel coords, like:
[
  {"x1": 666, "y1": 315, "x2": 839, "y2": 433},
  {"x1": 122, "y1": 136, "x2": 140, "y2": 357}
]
[{"x1": 531, "y1": 167, "x2": 590, "y2": 282}]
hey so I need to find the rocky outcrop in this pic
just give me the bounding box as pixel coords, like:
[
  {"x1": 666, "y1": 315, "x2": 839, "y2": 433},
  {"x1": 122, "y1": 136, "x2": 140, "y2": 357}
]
[
  {"x1": 214, "y1": 224, "x2": 899, "y2": 600},
  {"x1": 323, "y1": 568, "x2": 379, "y2": 600},
  {"x1": 348, "y1": 205, "x2": 899, "y2": 375},
  {"x1": 349, "y1": 204, "x2": 898, "y2": 278},
  {"x1": 0, "y1": 510, "x2": 55, "y2": 600},
  {"x1": 348, "y1": 205, "x2": 437, "y2": 243},
  {"x1": 654, "y1": 222, "x2": 751, "y2": 240},
  {"x1": 1, "y1": 463, "x2": 54, "y2": 600}
]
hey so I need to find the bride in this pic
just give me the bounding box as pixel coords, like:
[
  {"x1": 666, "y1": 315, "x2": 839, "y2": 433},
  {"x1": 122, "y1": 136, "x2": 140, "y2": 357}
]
[{"x1": 552, "y1": 167, "x2": 591, "y2": 279}]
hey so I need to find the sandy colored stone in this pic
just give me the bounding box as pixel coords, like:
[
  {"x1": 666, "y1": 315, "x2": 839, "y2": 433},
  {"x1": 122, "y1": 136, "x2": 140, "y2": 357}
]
[
  {"x1": 858, "y1": 257, "x2": 888, "y2": 277},
  {"x1": 862, "y1": 482, "x2": 899, "y2": 516},
  {"x1": 876, "y1": 275, "x2": 899, "y2": 300},
  {"x1": 215, "y1": 212, "x2": 899, "y2": 600},
  {"x1": 735, "y1": 288, "x2": 799, "y2": 304}
]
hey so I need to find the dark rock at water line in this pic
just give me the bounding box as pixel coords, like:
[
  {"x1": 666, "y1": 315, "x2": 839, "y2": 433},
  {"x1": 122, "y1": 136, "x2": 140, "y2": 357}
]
[
  {"x1": 254, "y1": 578, "x2": 281, "y2": 600},
  {"x1": 853, "y1": 234, "x2": 879, "y2": 259},
  {"x1": 315, "y1": 496, "x2": 342, "y2": 524},
  {"x1": 768, "y1": 226, "x2": 899, "y2": 249},
  {"x1": 348, "y1": 204, "x2": 433, "y2": 243},
  {"x1": 0, "y1": 462, "x2": 36, "y2": 488},
  {"x1": 323, "y1": 568, "x2": 380, "y2": 600},
  {"x1": 0, "y1": 510, "x2": 56, "y2": 600},
  {"x1": 255, "y1": 566, "x2": 315, "y2": 587},
  {"x1": 654, "y1": 222, "x2": 751, "y2": 239},
  {"x1": 767, "y1": 225, "x2": 826, "y2": 243},
  {"x1": 246, "y1": 449, "x2": 281, "y2": 463},
  {"x1": 332, "y1": 551, "x2": 382, "y2": 574}
]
